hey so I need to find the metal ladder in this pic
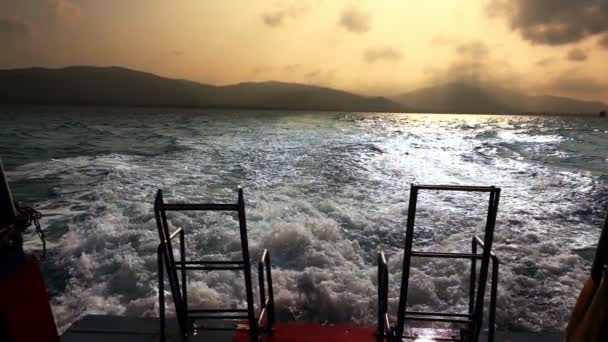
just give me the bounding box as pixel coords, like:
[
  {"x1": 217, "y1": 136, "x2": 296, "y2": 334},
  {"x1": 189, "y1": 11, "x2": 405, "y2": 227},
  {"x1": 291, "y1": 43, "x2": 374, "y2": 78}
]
[
  {"x1": 378, "y1": 184, "x2": 501, "y2": 342},
  {"x1": 155, "y1": 188, "x2": 274, "y2": 342}
]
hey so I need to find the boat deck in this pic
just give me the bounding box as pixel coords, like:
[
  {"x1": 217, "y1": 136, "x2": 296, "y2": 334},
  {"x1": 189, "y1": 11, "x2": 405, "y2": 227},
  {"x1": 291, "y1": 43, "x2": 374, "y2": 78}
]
[
  {"x1": 60, "y1": 315, "x2": 561, "y2": 342},
  {"x1": 60, "y1": 315, "x2": 376, "y2": 342}
]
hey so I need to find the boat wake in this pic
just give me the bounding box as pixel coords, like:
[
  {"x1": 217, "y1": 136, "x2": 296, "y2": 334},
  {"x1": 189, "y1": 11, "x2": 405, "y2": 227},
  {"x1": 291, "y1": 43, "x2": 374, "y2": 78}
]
[{"x1": 1, "y1": 108, "x2": 607, "y2": 333}]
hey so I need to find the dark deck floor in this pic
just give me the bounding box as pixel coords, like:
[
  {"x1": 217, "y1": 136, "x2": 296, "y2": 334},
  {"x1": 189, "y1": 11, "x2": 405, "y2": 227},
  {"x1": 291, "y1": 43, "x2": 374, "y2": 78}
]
[{"x1": 60, "y1": 315, "x2": 562, "y2": 342}]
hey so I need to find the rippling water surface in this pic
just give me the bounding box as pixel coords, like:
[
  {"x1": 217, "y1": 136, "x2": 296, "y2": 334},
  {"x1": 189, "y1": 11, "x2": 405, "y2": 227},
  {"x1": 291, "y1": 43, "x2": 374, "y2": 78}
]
[{"x1": 1, "y1": 107, "x2": 607, "y2": 333}]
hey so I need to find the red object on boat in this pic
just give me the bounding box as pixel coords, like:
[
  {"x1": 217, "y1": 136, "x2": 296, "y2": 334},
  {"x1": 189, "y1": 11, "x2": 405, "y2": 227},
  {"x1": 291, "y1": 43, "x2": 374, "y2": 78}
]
[
  {"x1": 0, "y1": 255, "x2": 59, "y2": 342},
  {"x1": 233, "y1": 323, "x2": 377, "y2": 342}
]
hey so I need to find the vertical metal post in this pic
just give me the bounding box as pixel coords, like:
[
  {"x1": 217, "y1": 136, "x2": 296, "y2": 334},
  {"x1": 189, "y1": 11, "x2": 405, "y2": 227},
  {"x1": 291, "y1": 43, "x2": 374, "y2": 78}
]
[
  {"x1": 258, "y1": 262, "x2": 266, "y2": 310},
  {"x1": 488, "y1": 258, "x2": 499, "y2": 342},
  {"x1": 395, "y1": 185, "x2": 419, "y2": 340},
  {"x1": 469, "y1": 237, "x2": 477, "y2": 315},
  {"x1": 377, "y1": 252, "x2": 389, "y2": 342},
  {"x1": 237, "y1": 188, "x2": 258, "y2": 342},
  {"x1": 591, "y1": 213, "x2": 608, "y2": 283},
  {"x1": 265, "y1": 252, "x2": 275, "y2": 331},
  {"x1": 377, "y1": 253, "x2": 385, "y2": 339},
  {"x1": 472, "y1": 189, "x2": 500, "y2": 341},
  {"x1": 155, "y1": 191, "x2": 184, "y2": 331},
  {"x1": 0, "y1": 158, "x2": 18, "y2": 226},
  {"x1": 158, "y1": 245, "x2": 166, "y2": 342},
  {"x1": 180, "y1": 229, "x2": 187, "y2": 326}
]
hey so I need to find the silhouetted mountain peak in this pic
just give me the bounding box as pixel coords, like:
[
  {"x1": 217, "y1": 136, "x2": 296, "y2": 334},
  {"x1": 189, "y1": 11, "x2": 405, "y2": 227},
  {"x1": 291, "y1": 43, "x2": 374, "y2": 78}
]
[
  {"x1": 0, "y1": 66, "x2": 405, "y2": 112},
  {"x1": 394, "y1": 81, "x2": 606, "y2": 114},
  {"x1": 0, "y1": 66, "x2": 604, "y2": 113}
]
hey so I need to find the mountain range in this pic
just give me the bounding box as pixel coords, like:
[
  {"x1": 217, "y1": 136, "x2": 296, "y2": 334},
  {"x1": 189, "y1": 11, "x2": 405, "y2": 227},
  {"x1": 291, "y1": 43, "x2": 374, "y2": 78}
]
[
  {"x1": 0, "y1": 66, "x2": 605, "y2": 114},
  {"x1": 394, "y1": 82, "x2": 607, "y2": 114}
]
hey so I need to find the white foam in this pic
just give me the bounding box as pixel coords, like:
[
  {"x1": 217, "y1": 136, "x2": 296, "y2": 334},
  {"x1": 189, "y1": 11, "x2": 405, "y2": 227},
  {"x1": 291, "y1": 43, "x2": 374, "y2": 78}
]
[{"x1": 4, "y1": 112, "x2": 606, "y2": 334}]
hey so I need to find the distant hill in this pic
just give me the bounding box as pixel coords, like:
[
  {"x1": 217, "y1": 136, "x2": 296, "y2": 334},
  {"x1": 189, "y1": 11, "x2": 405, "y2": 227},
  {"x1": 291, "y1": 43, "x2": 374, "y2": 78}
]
[
  {"x1": 211, "y1": 81, "x2": 402, "y2": 112},
  {"x1": 0, "y1": 67, "x2": 605, "y2": 114},
  {"x1": 393, "y1": 82, "x2": 607, "y2": 114},
  {"x1": 0, "y1": 66, "x2": 404, "y2": 112}
]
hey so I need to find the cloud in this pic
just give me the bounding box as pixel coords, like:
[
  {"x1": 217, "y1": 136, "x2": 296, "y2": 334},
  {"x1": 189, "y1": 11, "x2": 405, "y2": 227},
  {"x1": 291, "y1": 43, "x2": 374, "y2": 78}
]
[
  {"x1": 262, "y1": 12, "x2": 284, "y2": 27},
  {"x1": 339, "y1": 7, "x2": 370, "y2": 34},
  {"x1": 424, "y1": 40, "x2": 522, "y2": 88},
  {"x1": 425, "y1": 41, "x2": 493, "y2": 84},
  {"x1": 430, "y1": 34, "x2": 459, "y2": 46},
  {"x1": 305, "y1": 68, "x2": 335, "y2": 85},
  {"x1": 363, "y1": 46, "x2": 402, "y2": 63},
  {"x1": 541, "y1": 72, "x2": 607, "y2": 96},
  {"x1": 535, "y1": 57, "x2": 556, "y2": 67},
  {"x1": 599, "y1": 34, "x2": 608, "y2": 49},
  {"x1": 305, "y1": 70, "x2": 320, "y2": 78},
  {"x1": 487, "y1": 0, "x2": 608, "y2": 45},
  {"x1": 252, "y1": 66, "x2": 273, "y2": 76},
  {"x1": 283, "y1": 64, "x2": 301, "y2": 72},
  {"x1": 430, "y1": 61, "x2": 487, "y2": 85},
  {"x1": 456, "y1": 41, "x2": 490, "y2": 59},
  {"x1": 428, "y1": 37, "x2": 491, "y2": 58},
  {"x1": 53, "y1": 0, "x2": 81, "y2": 20},
  {"x1": 566, "y1": 48, "x2": 587, "y2": 62},
  {"x1": 0, "y1": 17, "x2": 29, "y2": 35},
  {"x1": 261, "y1": 3, "x2": 308, "y2": 27}
]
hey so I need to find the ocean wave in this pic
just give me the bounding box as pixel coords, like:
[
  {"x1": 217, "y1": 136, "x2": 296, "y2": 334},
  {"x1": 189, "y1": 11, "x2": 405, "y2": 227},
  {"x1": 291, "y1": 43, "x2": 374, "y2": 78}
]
[{"x1": 1, "y1": 110, "x2": 607, "y2": 334}]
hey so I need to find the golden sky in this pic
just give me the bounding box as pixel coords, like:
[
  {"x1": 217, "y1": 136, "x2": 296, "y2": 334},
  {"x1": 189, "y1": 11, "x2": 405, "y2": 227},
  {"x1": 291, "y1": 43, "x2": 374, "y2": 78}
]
[{"x1": 1, "y1": 0, "x2": 607, "y2": 102}]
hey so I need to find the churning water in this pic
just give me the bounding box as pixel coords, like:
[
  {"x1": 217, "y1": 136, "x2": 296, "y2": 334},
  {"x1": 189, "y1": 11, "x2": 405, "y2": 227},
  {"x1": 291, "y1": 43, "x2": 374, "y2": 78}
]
[{"x1": 1, "y1": 107, "x2": 607, "y2": 334}]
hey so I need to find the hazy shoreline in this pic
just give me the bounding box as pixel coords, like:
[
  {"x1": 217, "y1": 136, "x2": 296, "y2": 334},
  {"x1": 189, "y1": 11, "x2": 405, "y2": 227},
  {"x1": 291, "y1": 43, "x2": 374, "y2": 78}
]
[
  {"x1": 1, "y1": 66, "x2": 605, "y2": 115},
  {"x1": 0, "y1": 103, "x2": 603, "y2": 117}
]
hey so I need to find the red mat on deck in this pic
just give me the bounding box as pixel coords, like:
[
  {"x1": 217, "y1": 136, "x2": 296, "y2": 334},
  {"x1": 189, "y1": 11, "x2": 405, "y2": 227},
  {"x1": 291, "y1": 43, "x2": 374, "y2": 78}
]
[{"x1": 233, "y1": 323, "x2": 377, "y2": 342}]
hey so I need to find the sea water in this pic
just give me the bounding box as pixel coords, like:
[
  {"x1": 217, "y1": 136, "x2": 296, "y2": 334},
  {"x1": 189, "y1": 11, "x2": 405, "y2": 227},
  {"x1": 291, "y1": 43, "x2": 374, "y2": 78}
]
[{"x1": 1, "y1": 106, "x2": 607, "y2": 333}]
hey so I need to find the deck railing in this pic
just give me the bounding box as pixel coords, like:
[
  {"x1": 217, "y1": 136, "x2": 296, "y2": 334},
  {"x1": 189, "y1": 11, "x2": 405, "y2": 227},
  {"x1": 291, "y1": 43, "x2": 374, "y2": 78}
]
[
  {"x1": 378, "y1": 236, "x2": 500, "y2": 342},
  {"x1": 155, "y1": 188, "x2": 274, "y2": 342},
  {"x1": 257, "y1": 249, "x2": 275, "y2": 332},
  {"x1": 377, "y1": 251, "x2": 393, "y2": 341}
]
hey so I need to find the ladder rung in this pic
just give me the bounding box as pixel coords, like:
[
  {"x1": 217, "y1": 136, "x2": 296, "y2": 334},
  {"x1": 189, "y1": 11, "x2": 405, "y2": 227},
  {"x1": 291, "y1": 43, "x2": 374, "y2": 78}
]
[
  {"x1": 403, "y1": 336, "x2": 463, "y2": 342},
  {"x1": 406, "y1": 311, "x2": 472, "y2": 318},
  {"x1": 169, "y1": 227, "x2": 183, "y2": 240},
  {"x1": 190, "y1": 314, "x2": 250, "y2": 320},
  {"x1": 188, "y1": 309, "x2": 248, "y2": 314},
  {"x1": 163, "y1": 203, "x2": 239, "y2": 211},
  {"x1": 414, "y1": 184, "x2": 496, "y2": 192},
  {"x1": 257, "y1": 307, "x2": 267, "y2": 327},
  {"x1": 410, "y1": 251, "x2": 482, "y2": 259},
  {"x1": 192, "y1": 326, "x2": 245, "y2": 331},
  {"x1": 174, "y1": 265, "x2": 244, "y2": 271},
  {"x1": 181, "y1": 260, "x2": 245, "y2": 265},
  {"x1": 404, "y1": 316, "x2": 472, "y2": 324}
]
